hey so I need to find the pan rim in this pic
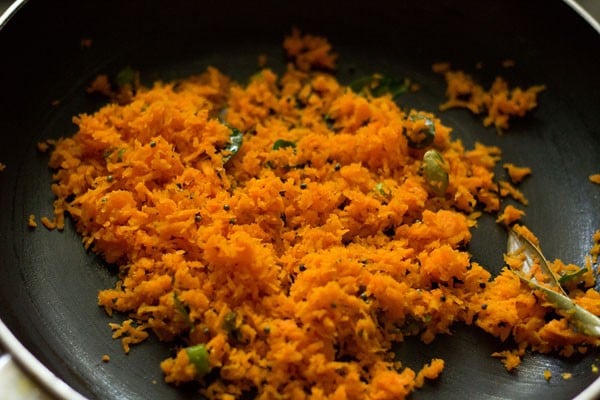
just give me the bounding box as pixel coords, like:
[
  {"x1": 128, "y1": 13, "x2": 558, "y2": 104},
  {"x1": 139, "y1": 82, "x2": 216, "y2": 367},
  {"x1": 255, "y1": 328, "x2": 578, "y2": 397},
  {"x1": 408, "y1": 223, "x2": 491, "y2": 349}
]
[
  {"x1": 0, "y1": 0, "x2": 599, "y2": 399},
  {"x1": 0, "y1": 0, "x2": 26, "y2": 30},
  {"x1": 0, "y1": 318, "x2": 87, "y2": 400},
  {"x1": 564, "y1": 0, "x2": 600, "y2": 34}
]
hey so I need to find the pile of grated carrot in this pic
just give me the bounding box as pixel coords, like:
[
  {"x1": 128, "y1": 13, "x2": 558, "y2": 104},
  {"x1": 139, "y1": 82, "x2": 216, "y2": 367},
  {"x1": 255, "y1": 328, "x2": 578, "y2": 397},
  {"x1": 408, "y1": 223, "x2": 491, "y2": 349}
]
[{"x1": 46, "y1": 30, "x2": 600, "y2": 399}]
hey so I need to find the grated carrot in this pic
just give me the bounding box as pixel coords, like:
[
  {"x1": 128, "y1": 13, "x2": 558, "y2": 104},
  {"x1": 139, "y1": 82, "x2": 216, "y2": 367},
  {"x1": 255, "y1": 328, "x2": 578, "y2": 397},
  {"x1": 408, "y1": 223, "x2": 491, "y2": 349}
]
[{"x1": 45, "y1": 30, "x2": 599, "y2": 400}]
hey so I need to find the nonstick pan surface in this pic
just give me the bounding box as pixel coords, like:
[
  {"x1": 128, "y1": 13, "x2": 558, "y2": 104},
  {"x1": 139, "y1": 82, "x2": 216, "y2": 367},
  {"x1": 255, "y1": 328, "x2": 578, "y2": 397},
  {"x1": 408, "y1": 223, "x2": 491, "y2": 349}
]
[{"x1": 1, "y1": 1, "x2": 599, "y2": 399}]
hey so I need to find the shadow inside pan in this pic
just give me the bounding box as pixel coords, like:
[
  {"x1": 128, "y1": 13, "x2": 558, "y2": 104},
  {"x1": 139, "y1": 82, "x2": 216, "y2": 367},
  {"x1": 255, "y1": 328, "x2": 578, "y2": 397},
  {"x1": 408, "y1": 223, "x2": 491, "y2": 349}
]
[{"x1": 0, "y1": 0, "x2": 599, "y2": 399}]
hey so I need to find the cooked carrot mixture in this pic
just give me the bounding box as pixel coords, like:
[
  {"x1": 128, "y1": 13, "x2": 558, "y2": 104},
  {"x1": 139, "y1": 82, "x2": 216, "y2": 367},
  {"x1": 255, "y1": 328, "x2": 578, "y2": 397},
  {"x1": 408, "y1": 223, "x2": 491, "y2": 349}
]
[
  {"x1": 46, "y1": 32, "x2": 600, "y2": 399},
  {"x1": 436, "y1": 66, "x2": 545, "y2": 133}
]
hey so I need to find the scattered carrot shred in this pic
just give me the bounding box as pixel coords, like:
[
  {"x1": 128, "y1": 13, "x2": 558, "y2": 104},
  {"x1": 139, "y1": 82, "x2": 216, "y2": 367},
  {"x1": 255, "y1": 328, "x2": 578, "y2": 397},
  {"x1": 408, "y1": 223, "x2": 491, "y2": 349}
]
[
  {"x1": 28, "y1": 214, "x2": 37, "y2": 228},
  {"x1": 496, "y1": 204, "x2": 525, "y2": 226},
  {"x1": 499, "y1": 180, "x2": 528, "y2": 205},
  {"x1": 503, "y1": 163, "x2": 532, "y2": 184},
  {"x1": 37, "y1": 141, "x2": 51, "y2": 153},
  {"x1": 40, "y1": 216, "x2": 57, "y2": 230},
  {"x1": 491, "y1": 348, "x2": 524, "y2": 371},
  {"x1": 589, "y1": 174, "x2": 600, "y2": 184}
]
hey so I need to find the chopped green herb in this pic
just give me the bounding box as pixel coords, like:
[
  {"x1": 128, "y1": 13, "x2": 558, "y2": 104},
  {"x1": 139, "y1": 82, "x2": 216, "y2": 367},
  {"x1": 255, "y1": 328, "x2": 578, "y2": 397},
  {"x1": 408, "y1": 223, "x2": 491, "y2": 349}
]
[
  {"x1": 185, "y1": 344, "x2": 211, "y2": 376},
  {"x1": 349, "y1": 74, "x2": 410, "y2": 99},
  {"x1": 374, "y1": 182, "x2": 391, "y2": 199},
  {"x1": 222, "y1": 311, "x2": 244, "y2": 343},
  {"x1": 422, "y1": 150, "x2": 448, "y2": 196},
  {"x1": 173, "y1": 292, "x2": 193, "y2": 329},
  {"x1": 116, "y1": 148, "x2": 126, "y2": 162},
  {"x1": 272, "y1": 139, "x2": 296, "y2": 150},
  {"x1": 149, "y1": 141, "x2": 156, "y2": 148},
  {"x1": 222, "y1": 311, "x2": 237, "y2": 333}
]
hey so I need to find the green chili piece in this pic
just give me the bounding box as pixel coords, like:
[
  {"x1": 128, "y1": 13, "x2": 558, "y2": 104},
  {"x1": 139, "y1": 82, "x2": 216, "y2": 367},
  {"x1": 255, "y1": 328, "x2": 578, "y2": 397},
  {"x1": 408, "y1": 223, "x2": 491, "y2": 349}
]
[
  {"x1": 185, "y1": 344, "x2": 211, "y2": 376},
  {"x1": 422, "y1": 149, "x2": 448, "y2": 196}
]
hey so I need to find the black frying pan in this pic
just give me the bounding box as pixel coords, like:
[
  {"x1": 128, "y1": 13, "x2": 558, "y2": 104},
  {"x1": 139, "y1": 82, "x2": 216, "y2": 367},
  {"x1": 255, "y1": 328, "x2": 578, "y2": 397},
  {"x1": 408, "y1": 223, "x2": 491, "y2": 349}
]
[{"x1": 1, "y1": 1, "x2": 599, "y2": 399}]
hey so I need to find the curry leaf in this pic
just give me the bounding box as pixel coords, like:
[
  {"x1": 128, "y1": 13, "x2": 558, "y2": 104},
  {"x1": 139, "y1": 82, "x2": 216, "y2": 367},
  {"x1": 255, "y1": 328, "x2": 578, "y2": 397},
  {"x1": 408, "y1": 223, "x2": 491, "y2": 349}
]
[
  {"x1": 506, "y1": 229, "x2": 564, "y2": 293},
  {"x1": 515, "y1": 274, "x2": 600, "y2": 337},
  {"x1": 506, "y1": 229, "x2": 600, "y2": 337}
]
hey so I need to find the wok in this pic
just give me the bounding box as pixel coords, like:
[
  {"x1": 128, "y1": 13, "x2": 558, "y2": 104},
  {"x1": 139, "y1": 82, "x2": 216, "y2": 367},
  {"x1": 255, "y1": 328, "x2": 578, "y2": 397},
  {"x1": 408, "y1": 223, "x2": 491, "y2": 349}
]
[{"x1": 1, "y1": 0, "x2": 599, "y2": 399}]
